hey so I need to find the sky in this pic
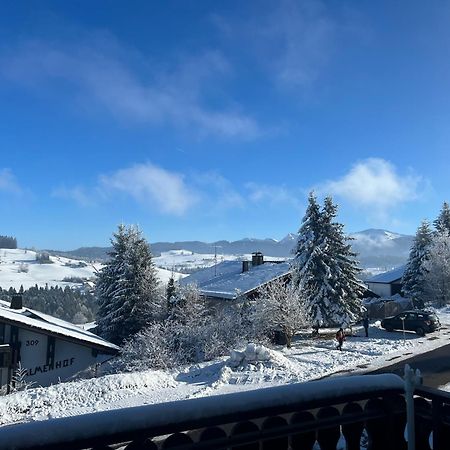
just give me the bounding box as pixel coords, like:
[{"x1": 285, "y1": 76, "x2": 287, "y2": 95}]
[{"x1": 1, "y1": 1, "x2": 450, "y2": 249}]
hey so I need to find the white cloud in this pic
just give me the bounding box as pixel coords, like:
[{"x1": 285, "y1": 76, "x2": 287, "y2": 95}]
[
  {"x1": 99, "y1": 163, "x2": 199, "y2": 216},
  {"x1": 0, "y1": 169, "x2": 21, "y2": 194},
  {"x1": 319, "y1": 158, "x2": 422, "y2": 211},
  {"x1": 194, "y1": 172, "x2": 245, "y2": 211},
  {"x1": 212, "y1": 0, "x2": 336, "y2": 89},
  {"x1": 1, "y1": 37, "x2": 260, "y2": 139},
  {"x1": 245, "y1": 182, "x2": 303, "y2": 208},
  {"x1": 52, "y1": 186, "x2": 95, "y2": 207},
  {"x1": 267, "y1": 0, "x2": 336, "y2": 88}
]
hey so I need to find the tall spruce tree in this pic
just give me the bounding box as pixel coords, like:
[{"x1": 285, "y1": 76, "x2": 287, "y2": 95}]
[
  {"x1": 319, "y1": 197, "x2": 364, "y2": 325},
  {"x1": 402, "y1": 220, "x2": 433, "y2": 308},
  {"x1": 292, "y1": 193, "x2": 364, "y2": 327},
  {"x1": 434, "y1": 202, "x2": 450, "y2": 234},
  {"x1": 95, "y1": 224, "x2": 161, "y2": 344}
]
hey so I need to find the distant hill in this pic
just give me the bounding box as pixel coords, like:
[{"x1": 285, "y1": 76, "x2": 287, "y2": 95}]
[
  {"x1": 48, "y1": 228, "x2": 414, "y2": 269},
  {"x1": 348, "y1": 229, "x2": 413, "y2": 268},
  {"x1": 47, "y1": 247, "x2": 111, "y2": 261}
]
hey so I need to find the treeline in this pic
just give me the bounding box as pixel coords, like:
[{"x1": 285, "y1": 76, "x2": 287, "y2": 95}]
[
  {"x1": 0, "y1": 235, "x2": 17, "y2": 249},
  {"x1": 0, "y1": 285, "x2": 97, "y2": 324}
]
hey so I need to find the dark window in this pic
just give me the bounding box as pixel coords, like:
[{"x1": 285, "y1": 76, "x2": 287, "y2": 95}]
[{"x1": 46, "y1": 336, "x2": 56, "y2": 368}]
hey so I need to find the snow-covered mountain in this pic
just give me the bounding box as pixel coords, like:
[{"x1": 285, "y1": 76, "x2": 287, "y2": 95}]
[
  {"x1": 50, "y1": 228, "x2": 414, "y2": 270},
  {"x1": 349, "y1": 229, "x2": 413, "y2": 268}
]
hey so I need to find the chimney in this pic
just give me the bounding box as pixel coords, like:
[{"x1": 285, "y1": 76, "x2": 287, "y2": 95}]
[
  {"x1": 252, "y1": 252, "x2": 264, "y2": 267},
  {"x1": 10, "y1": 294, "x2": 23, "y2": 310},
  {"x1": 242, "y1": 260, "x2": 249, "y2": 273}
]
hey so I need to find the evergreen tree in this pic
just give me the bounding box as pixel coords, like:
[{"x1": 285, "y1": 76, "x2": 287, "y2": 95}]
[
  {"x1": 402, "y1": 220, "x2": 433, "y2": 307},
  {"x1": 422, "y1": 231, "x2": 450, "y2": 308},
  {"x1": 319, "y1": 197, "x2": 364, "y2": 324},
  {"x1": 292, "y1": 192, "x2": 326, "y2": 326},
  {"x1": 292, "y1": 193, "x2": 364, "y2": 327},
  {"x1": 95, "y1": 224, "x2": 161, "y2": 344},
  {"x1": 434, "y1": 202, "x2": 450, "y2": 234},
  {"x1": 166, "y1": 274, "x2": 176, "y2": 308}
]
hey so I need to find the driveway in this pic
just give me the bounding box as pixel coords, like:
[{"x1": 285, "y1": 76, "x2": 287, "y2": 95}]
[{"x1": 370, "y1": 328, "x2": 450, "y2": 388}]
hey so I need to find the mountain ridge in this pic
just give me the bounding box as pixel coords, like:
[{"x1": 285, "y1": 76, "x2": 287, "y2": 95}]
[{"x1": 46, "y1": 228, "x2": 414, "y2": 269}]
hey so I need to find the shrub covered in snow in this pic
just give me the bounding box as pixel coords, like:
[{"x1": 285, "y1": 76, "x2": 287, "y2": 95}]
[
  {"x1": 251, "y1": 278, "x2": 308, "y2": 347},
  {"x1": 119, "y1": 285, "x2": 250, "y2": 371}
]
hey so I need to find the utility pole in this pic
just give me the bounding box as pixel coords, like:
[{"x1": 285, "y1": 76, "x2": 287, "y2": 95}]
[{"x1": 214, "y1": 245, "x2": 217, "y2": 277}]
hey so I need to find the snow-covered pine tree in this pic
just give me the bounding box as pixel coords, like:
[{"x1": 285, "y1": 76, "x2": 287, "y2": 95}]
[
  {"x1": 401, "y1": 220, "x2": 433, "y2": 308},
  {"x1": 291, "y1": 192, "x2": 326, "y2": 327},
  {"x1": 434, "y1": 202, "x2": 450, "y2": 234},
  {"x1": 423, "y1": 231, "x2": 450, "y2": 308},
  {"x1": 95, "y1": 224, "x2": 161, "y2": 345},
  {"x1": 166, "y1": 273, "x2": 176, "y2": 308},
  {"x1": 291, "y1": 193, "x2": 364, "y2": 327},
  {"x1": 319, "y1": 196, "x2": 364, "y2": 326}
]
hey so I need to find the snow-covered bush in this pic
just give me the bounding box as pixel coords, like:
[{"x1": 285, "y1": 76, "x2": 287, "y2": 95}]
[
  {"x1": 9, "y1": 363, "x2": 36, "y2": 393},
  {"x1": 120, "y1": 321, "x2": 177, "y2": 370},
  {"x1": 251, "y1": 278, "x2": 308, "y2": 348},
  {"x1": 119, "y1": 285, "x2": 250, "y2": 370},
  {"x1": 17, "y1": 263, "x2": 28, "y2": 273}
]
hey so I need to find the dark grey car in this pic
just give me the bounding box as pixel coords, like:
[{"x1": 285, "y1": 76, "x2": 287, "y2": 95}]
[{"x1": 381, "y1": 310, "x2": 441, "y2": 336}]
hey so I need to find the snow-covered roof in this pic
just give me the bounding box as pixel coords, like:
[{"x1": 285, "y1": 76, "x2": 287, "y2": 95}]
[
  {"x1": 366, "y1": 265, "x2": 405, "y2": 284},
  {"x1": 180, "y1": 260, "x2": 292, "y2": 300},
  {"x1": 0, "y1": 300, "x2": 119, "y2": 353}
]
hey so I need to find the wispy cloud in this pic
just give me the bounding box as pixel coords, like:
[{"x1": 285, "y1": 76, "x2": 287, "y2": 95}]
[
  {"x1": 194, "y1": 172, "x2": 245, "y2": 211},
  {"x1": 262, "y1": 0, "x2": 336, "y2": 88},
  {"x1": 52, "y1": 164, "x2": 246, "y2": 216},
  {"x1": 245, "y1": 182, "x2": 303, "y2": 209},
  {"x1": 0, "y1": 35, "x2": 260, "y2": 139},
  {"x1": 0, "y1": 169, "x2": 22, "y2": 195},
  {"x1": 99, "y1": 163, "x2": 199, "y2": 215},
  {"x1": 52, "y1": 186, "x2": 96, "y2": 207},
  {"x1": 212, "y1": 0, "x2": 336, "y2": 89},
  {"x1": 317, "y1": 158, "x2": 423, "y2": 215}
]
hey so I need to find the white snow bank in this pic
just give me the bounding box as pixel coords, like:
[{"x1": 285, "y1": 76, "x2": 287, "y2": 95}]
[{"x1": 229, "y1": 343, "x2": 271, "y2": 367}]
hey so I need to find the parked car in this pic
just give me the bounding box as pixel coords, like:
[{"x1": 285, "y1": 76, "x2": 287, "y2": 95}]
[{"x1": 381, "y1": 310, "x2": 441, "y2": 336}]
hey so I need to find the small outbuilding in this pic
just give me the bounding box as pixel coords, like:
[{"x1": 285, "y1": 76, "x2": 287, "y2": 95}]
[
  {"x1": 365, "y1": 265, "x2": 406, "y2": 298},
  {"x1": 0, "y1": 295, "x2": 119, "y2": 390}
]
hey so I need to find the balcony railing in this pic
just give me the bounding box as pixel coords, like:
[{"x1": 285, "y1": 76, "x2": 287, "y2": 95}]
[{"x1": 0, "y1": 373, "x2": 449, "y2": 449}]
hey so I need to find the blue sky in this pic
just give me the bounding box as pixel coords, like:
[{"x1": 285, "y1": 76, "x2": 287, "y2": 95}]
[{"x1": 0, "y1": 1, "x2": 449, "y2": 249}]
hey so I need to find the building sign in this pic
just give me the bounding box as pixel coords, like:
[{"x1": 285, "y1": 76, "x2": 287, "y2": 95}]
[{"x1": 25, "y1": 357, "x2": 75, "y2": 377}]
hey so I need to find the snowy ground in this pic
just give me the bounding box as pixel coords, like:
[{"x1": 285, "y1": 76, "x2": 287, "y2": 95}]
[
  {"x1": 0, "y1": 248, "x2": 183, "y2": 290},
  {"x1": 154, "y1": 249, "x2": 285, "y2": 274},
  {"x1": 2, "y1": 311, "x2": 450, "y2": 426}
]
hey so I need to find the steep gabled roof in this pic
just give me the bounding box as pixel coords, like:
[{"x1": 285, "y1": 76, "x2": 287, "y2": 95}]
[
  {"x1": 180, "y1": 260, "x2": 292, "y2": 300},
  {"x1": 366, "y1": 265, "x2": 406, "y2": 284},
  {"x1": 0, "y1": 300, "x2": 119, "y2": 354}
]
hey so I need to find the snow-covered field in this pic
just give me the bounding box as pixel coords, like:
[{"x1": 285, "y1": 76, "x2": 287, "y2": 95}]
[
  {"x1": 2, "y1": 312, "x2": 450, "y2": 426},
  {"x1": 0, "y1": 248, "x2": 183, "y2": 290},
  {"x1": 154, "y1": 249, "x2": 285, "y2": 273}
]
